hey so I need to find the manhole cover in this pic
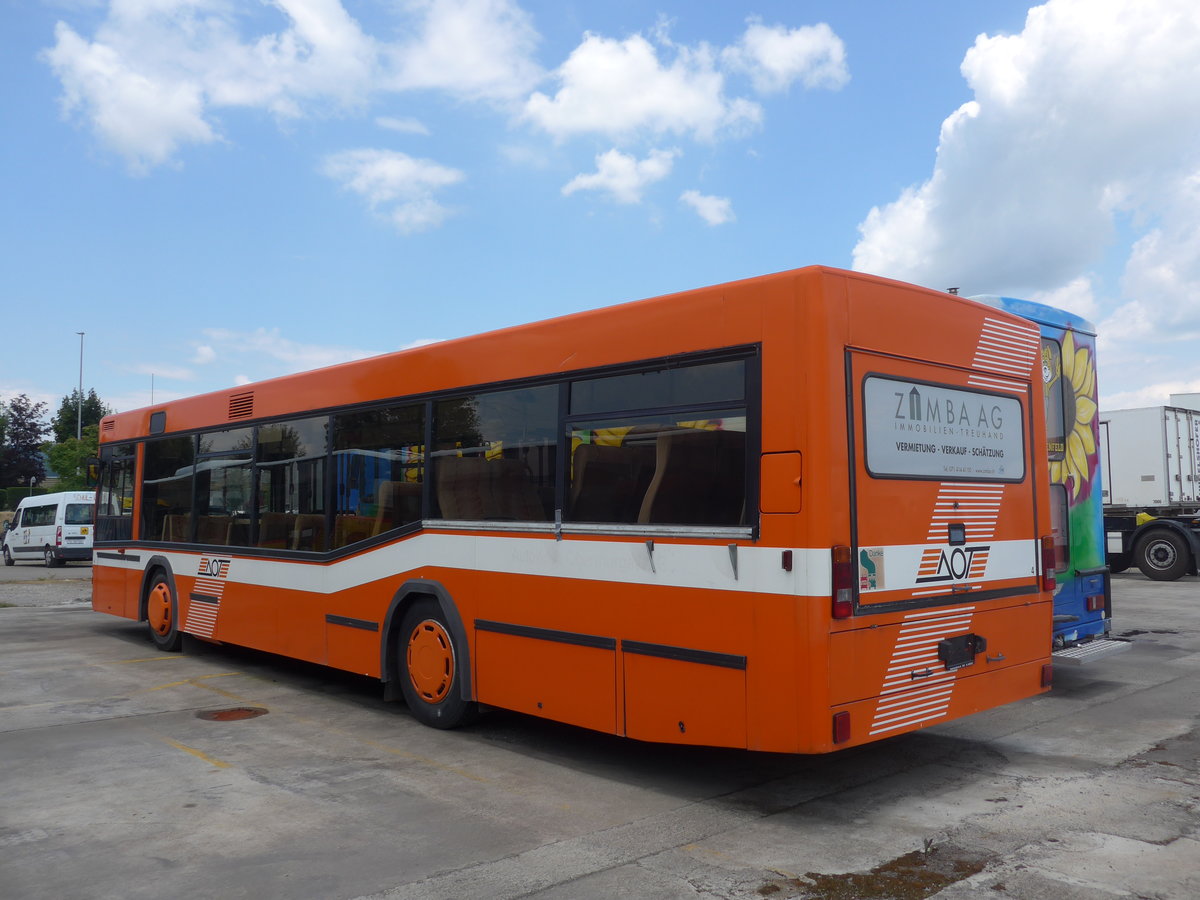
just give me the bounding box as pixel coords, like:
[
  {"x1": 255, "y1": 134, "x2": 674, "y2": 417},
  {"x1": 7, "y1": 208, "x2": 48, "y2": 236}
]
[{"x1": 196, "y1": 707, "x2": 268, "y2": 722}]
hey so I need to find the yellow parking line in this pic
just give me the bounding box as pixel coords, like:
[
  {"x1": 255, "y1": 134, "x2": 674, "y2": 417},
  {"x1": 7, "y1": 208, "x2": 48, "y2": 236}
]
[
  {"x1": 110, "y1": 656, "x2": 185, "y2": 664},
  {"x1": 146, "y1": 673, "x2": 241, "y2": 693},
  {"x1": 161, "y1": 737, "x2": 231, "y2": 769}
]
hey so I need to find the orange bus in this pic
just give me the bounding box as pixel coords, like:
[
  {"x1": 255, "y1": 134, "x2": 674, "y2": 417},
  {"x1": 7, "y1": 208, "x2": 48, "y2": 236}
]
[{"x1": 92, "y1": 266, "x2": 1055, "y2": 753}]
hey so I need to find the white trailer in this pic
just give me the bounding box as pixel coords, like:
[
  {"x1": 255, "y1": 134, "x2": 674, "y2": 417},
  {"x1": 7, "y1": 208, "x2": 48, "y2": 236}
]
[{"x1": 1100, "y1": 401, "x2": 1200, "y2": 580}]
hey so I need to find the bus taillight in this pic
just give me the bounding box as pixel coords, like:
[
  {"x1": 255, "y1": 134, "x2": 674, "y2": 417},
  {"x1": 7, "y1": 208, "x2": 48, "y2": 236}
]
[
  {"x1": 1040, "y1": 535, "x2": 1056, "y2": 591},
  {"x1": 832, "y1": 545, "x2": 853, "y2": 618},
  {"x1": 832, "y1": 711, "x2": 851, "y2": 744}
]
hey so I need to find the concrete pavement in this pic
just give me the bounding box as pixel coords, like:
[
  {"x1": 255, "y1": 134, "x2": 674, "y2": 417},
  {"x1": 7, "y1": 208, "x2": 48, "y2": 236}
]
[{"x1": 0, "y1": 574, "x2": 1196, "y2": 899}]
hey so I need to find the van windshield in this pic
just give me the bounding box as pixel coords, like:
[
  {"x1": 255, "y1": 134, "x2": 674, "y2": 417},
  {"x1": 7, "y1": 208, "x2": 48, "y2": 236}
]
[{"x1": 65, "y1": 503, "x2": 94, "y2": 525}]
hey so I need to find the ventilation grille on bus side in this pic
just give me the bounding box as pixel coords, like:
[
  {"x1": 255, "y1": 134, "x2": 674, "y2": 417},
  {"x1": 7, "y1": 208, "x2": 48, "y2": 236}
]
[
  {"x1": 101, "y1": 419, "x2": 115, "y2": 432},
  {"x1": 228, "y1": 391, "x2": 255, "y2": 420}
]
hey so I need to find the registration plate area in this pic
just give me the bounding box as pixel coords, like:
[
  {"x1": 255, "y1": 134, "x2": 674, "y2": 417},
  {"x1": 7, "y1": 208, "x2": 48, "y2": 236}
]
[
  {"x1": 938, "y1": 633, "x2": 987, "y2": 671},
  {"x1": 828, "y1": 600, "x2": 1050, "y2": 707}
]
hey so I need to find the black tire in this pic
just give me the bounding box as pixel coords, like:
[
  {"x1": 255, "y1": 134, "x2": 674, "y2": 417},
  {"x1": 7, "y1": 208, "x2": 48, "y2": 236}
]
[
  {"x1": 145, "y1": 571, "x2": 183, "y2": 652},
  {"x1": 44, "y1": 547, "x2": 61, "y2": 568},
  {"x1": 2, "y1": 545, "x2": 12, "y2": 566},
  {"x1": 397, "y1": 599, "x2": 477, "y2": 729},
  {"x1": 1135, "y1": 529, "x2": 1190, "y2": 581},
  {"x1": 1108, "y1": 553, "x2": 1130, "y2": 575}
]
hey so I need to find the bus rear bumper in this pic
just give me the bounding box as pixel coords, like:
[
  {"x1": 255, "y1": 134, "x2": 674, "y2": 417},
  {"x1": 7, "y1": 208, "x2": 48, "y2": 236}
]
[{"x1": 825, "y1": 657, "x2": 1050, "y2": 752}]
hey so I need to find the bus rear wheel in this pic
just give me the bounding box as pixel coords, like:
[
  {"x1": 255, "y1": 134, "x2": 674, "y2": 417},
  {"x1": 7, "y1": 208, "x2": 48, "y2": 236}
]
[
  {"x1": 398, "y1": 599, "x2": 477, "y2": 729},
  {"x1": 1135, "y1": 529, "x2": 1189, "y2": 582},
  {"x1": 146, "y1": 572, "x2": 183, "y2": 652}
]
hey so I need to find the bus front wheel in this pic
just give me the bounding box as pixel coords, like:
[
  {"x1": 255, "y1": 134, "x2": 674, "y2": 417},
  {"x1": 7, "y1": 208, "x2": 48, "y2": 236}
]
[
  {"x1": 146, "y1": 572, "x2": 183, "y2": 652},
  {"x1": 397, "y1": 599, "x2": 477, "y2": 729}
]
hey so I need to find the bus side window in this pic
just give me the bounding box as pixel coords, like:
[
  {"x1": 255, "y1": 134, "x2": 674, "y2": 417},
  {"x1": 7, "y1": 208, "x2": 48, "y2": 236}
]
[
  {"x1": 1042, "y1": 339, "x2": 1067, "y2": 464},
  {"x1": 143, "y1": 436, "x2": 197, "y2": 543},
  {"x1": 566, "y1": 358, "x2": 749, "y2": 527},
  {"x1": 432, "y1": 386, "x2": 556, "y2": 522},
  {"x1": 332, "y1": 403, "x2": 424, "y2": 549},
  {"x1": 568, "y1": 414, "x2": 747, "y2": 526},
  {"x1": 1050, "y1": 483, "x2": 1070, "y2": 571},
  {"x1": 256, "y1": 416, "x2": 329, "y2": 551},
  {"x1": 96, "y1": 451, "x2": 135, "y2": 542}
]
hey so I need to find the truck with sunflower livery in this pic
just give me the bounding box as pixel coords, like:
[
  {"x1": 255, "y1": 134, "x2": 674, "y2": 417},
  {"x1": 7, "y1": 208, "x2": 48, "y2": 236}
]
[
  {"x1": 974, "y1": 296, "x2": 1126, "y2": 663},
  {"x1": 1099, "y1": 403, "x2": 1200, "y2": 582}
]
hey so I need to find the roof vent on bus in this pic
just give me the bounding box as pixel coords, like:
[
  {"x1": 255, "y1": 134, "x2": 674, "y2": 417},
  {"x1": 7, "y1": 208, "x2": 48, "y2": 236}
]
[
  {"x1": 228, "y1": 391, "x2": 255, "y2": 420},
  {"x1": 101, "y1": 418, "x2": 115, "y2": 433}
]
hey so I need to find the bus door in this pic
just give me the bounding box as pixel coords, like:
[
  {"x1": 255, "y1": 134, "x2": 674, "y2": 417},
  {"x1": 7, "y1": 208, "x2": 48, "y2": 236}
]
[
  {"x1": 849, "y1": 351, "x2": 1038, "y2": 612},
  {"x1": 835, "y1": 351, "x2": 1045, "y2": 735}
]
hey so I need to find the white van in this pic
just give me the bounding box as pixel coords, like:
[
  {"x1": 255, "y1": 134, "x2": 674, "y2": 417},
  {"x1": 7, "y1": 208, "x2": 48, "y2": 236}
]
[{"x1": 2, "y1": 491, "x2": 95, "y2": 567}]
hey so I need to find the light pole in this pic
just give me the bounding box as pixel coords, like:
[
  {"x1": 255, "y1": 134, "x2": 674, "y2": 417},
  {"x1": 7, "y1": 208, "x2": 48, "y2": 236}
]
[{"x1": 76, "y1": 332, "x2": 84, "y2": 440}]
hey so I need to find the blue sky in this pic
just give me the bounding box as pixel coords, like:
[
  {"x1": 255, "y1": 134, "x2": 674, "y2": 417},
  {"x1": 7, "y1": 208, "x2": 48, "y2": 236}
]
[{"x1": 3, "y1": 0, "x2": 1199, "y2": 421}]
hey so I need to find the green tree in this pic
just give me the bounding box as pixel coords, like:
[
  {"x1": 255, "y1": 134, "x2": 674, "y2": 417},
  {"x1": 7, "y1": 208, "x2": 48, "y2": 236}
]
[
  {"x1": 51, "y1": 388, "x2": 112, "y2": 444},
  {"x1": 0, "y1": 394, "x2": 50, "y2": 486},
  {"x1": 45, "y1": 424, "x2": 100, "y2": 491}
]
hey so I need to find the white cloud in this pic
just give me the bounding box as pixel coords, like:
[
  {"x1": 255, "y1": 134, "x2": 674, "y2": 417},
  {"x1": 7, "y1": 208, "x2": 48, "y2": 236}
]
[
  {"x1": 41, "y1": 0, "x2": 541, "y2": 171},
  {"x1": 201, "y1": 327, "x2": 378, "y2": 374},
  {"x1": 192, "y1": 345, "x2": 217, "y2": 365},
  {"x1": 0, "y1": 385, "x2": 59, "y2": 413},
  {"x1": 680, "y1": 189, "x2": 734, "y2": 226},
  {"x1": 523, "y1": 17, "x2": 848, "y2": 146},
  {"x1": 1100, "y1": 379, "x2": 1200, "y2": 410},
  {"x1": 322, "y1": 148, "x2": 464, "y2": 232},
  {"x1": 385, "y1": 0, "x2": 542, "y2": 102},
  {"x1": 376, "y1": 115, "x2": 431, "y2": 135},
  {"x1": 562, "y1": 148, "x2": 678, "y2": 204},
  {"x1": 851, "y1": 0, "x2": 1200, "y2": 317},
  {"x1": 44, "y1": 20, "x2": 217, "y2": 173},
  {"x1": 1029, "y1": 275, "x2": 1100, "y2": 322},
  {"x1": 524, "y1": 32, "x2": 761, "y2": 142},
  {"x1": 399, "y1": 337, "x2": 443, "y2": 350},
  {"x1": 721, "y1": 20, "x2": 848, "y2": 93},
  {"x1": 122, "y1": 362, "x2": 195, "y2": 381}
]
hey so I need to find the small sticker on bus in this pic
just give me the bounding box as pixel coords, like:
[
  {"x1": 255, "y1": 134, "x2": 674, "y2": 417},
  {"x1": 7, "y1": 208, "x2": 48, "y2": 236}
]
[{"x1": 859, "y1": 547, "x2": 885, "y2": 591}]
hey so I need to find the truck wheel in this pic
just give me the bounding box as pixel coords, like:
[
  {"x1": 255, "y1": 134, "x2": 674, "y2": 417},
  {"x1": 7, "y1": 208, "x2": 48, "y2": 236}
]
[
  {"x1": 1135, "y1": 529, "x2": 1189, "y2": 581},
  {"x1": 1109, "y1": 554, "x2": 1130, "y2": 575}
]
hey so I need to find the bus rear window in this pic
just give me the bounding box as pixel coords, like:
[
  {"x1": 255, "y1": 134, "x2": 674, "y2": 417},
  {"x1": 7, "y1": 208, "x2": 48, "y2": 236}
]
[
  {"x1": 862, "y1": 376, "x2": 1025, "y2": 482},
  {"x1": 65, "y1": 503, "x2": 94, "y2": 525}
]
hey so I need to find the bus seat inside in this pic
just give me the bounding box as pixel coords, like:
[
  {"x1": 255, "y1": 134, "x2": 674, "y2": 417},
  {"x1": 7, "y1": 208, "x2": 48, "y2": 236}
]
[
  {"x1": 570, "y1": 443, "x2": 655, "y2": 523},
  {"x1": 435, "y1": 456, "x2": 546, "y2": 520},
  {"x1": 637, "y1": 429, "x2": 745, "y2": 525}
]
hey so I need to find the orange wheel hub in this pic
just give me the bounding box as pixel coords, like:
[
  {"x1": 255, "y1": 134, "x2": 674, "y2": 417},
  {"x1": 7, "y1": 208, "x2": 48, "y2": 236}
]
[
  {"x1": 407, "y1": 619, "x2": 454, "y2": 704},
  {"x1": 148, "y1": 582, "x2": 173, "y2": 636}
]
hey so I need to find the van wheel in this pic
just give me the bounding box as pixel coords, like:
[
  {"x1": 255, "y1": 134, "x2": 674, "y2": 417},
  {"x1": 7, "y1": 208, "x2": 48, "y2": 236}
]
[
  {"x1": 44, "y1": 547, "x2": 62, "y2": 568},
  {"x1": 397, "y1": 599, "x2": 477, "y2": 729},
  {"x1": 2, "y1": 546, "x2": 12, "y2": 566},
  {"x1": 146, "y1": 572, "x2": 183, "y2": 652}
]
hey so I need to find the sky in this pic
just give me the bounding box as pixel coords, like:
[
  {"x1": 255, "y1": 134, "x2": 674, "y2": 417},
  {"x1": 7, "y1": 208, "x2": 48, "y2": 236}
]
[{"x1": 3, "y1": 0, "x2": 1199, "y2": 423}]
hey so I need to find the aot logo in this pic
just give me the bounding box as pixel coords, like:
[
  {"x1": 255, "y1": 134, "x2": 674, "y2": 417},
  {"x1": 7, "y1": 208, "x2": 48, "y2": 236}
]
[
  {"x1": 915, "y1": 545, "x2": 990, "y2": 584},
  {"x1": 197, "y1": 557, "x2": 230, "y2": 579}
]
